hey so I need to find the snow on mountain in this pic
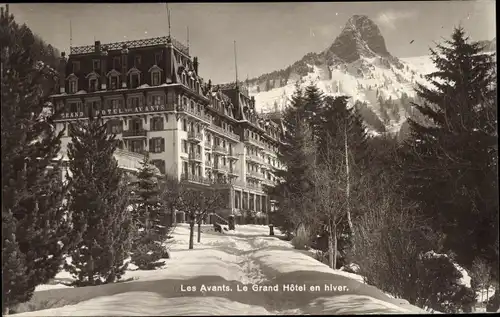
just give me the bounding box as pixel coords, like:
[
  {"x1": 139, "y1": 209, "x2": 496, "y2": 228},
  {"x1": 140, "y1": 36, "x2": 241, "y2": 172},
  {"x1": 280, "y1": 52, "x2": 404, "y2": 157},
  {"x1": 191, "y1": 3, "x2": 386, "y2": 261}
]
[{"x1": 245, "y1": 15, "x2": 494, "y2": 136}]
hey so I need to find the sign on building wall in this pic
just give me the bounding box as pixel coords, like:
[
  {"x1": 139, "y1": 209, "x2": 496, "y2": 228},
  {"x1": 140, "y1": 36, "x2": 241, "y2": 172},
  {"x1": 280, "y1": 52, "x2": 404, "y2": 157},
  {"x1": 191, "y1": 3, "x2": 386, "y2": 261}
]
[{"x1": 60, "y1": 105, "x2": 167, "y2": 119}]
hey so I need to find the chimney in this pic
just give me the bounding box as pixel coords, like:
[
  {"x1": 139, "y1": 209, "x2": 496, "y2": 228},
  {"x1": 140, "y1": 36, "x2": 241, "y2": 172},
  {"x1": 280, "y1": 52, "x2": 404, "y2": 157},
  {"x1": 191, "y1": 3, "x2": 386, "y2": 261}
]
[
  {"x1": 101, "y1": 46, "x2": 108, "y2": 90},
  {"x1": 193, "y1": 56, "x2": 199, "y2": 74},
  {"x1": 59, "y1": 52, "x2": 67, "y2": 93},
  {"x1": 121, "y1": 44, "x2": 128, "y2": 88},
  {"x1": 94, "y1": 40, "x2": 101, "y2": 53}
]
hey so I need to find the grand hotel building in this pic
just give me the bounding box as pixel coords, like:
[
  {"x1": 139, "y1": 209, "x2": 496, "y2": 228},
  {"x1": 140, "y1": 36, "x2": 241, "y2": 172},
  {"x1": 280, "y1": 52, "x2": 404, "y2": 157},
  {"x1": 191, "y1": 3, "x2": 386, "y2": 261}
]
[{"x1": 49, "y1": 36, "x2": 283, "y2": 222}]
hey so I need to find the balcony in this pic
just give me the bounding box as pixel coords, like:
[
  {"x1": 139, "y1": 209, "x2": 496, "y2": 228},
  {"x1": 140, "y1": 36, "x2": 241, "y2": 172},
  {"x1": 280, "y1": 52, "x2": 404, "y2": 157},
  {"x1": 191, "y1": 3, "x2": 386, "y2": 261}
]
[
  {"x1": 207, "y1": 124, "x2": 240, "y2": 142},
  {"x1": 243, "y1": 135, "x2": 266, "y2": 149},
  {"x1": 122, "y1": 129, "x2": 148, "y2": 138},
  {"x1": 227, "y1": 151, "x2": 239, "y2": 160},
  {"x1": 204, "y1": 140, "x2": 212, "y2": 149},
  {"x1": 213, "y1": 164, "x2": 228, "y2": 173},
  {"x1": 246, "y1": 153, "x2": 264, "y2": 165},
  {"x1": 187, "y1": 131, "x2": 203, "y2": 143},
  {"x1": 205, "y1": 160, "x2": 213, "y2": 169},
  {"x1": 212, "y1": 145, "x2": 228, "y2": 155},
  {"x1": 188, "y1": 152, "x2": 203, "y2": 162},
  {"x1": 177, "y1": 104, "x2": 211, "y2": 123},
  {"x1": 247, "y1": 182, "x2": 262, "y2": 191},
  {"x1": 246, "y1": 170, "x2": 264, "y2": 181},
  {"x1": 180, "y1": 173, "x2": 210, "y2": 185},
  {"x1": 228, "y1": 168, "x2": 239, "y2": 177}
]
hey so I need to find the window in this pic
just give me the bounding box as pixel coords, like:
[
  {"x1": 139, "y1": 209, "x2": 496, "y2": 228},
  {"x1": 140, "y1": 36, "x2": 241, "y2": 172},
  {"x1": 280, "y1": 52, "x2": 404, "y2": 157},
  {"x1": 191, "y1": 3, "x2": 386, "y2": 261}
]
[
  {"x1": 150, "y1": 117, "x2": 164, "y2": 131},
  {"x1": 89, "y1": 78, "x2": 98, "y2": 92},
  {"x1": 113, "y1": 57, "x2": 120, "y2": 69},
  {"x1": 130, "y1": 73, "x2": 140, "y2": 88},
  {"x1": 149, "y1": 138, "x2": 164, "y2": 153},
  {"x1": 182, "y1": 140, "x2": 188, "y2": 153},
  {"x1": 153, "y1": 95, "x2": 161, "y2": 105},
  {"x1": 109, "y1": 121, "x2": 123, "y2": 134},
  {"x1": 134, "y1": 55, "x2": 141, "y2": 67},
  {"x1": 121, "y1": 55, "x2": 127, "y2": 68},
  {"x1": 152, "y1": 72, "x2": 160, "y2": 86},
  {"x1": 154, "y1": 52, "x2": 162, "y2": 64},
  {"x1": 183, "y1": 161, "x2": 188, "y2": 175},
  {"x1": 110, "y1": 76, "x2": 119, "y2": 89},
  {"x1": 111, "y1": 99, "x2": 119, "y2": 110},
  {"x1": 130, "y1": 140, "x2": 143, "y2": 153},
  {"x1": 72, "y1": 61, "x2": 80, "y2": 73},
  {"x1": 69, "y1": 80, "x2": 77, "y2": 93},
  {"x1": 131, "y1": 119, "x2": 142, "y2": 131},
  {"x1": 196, "y1": 145, "x2": 201, "y2": 154},
  {"x1": 69, "y1": 102, "x2": 78, "y2": 112},
  {"x1": 129, "y1": 96, "x2": 139, "y2": 109},
  {"x1": 182, "y1": 119, "x2": 187, "y2": 131},
  {"x1": 92, "y1": 59, "x2": 100, "y2": 70}
]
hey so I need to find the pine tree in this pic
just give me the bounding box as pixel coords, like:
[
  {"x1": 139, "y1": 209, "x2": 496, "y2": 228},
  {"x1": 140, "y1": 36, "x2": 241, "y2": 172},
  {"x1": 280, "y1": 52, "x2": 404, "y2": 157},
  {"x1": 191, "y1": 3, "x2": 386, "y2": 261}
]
[
  {"x1": 402, "y1": 27, "x2": 498, "y2": 284},
  {"x1": 1, "y1": 5, "x2": 78, "y2": 313},
  {"x1": 303, "y1": 83, "x2": 324, "y2": 141},
  {"x1": 130, "y1": 153, "x2": 170, "y2": 270},
  {"x1": 64, "y1": 113, "x2": 133, "y2": 286},
  {"x1": 268, "y1": 85, "x2": 317, "y2": 236}
]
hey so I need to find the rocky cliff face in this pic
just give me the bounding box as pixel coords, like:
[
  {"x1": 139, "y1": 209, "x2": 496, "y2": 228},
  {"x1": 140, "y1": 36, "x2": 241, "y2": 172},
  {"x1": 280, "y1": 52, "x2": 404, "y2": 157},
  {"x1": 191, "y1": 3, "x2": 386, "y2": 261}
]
[{"x1": 326, "y1": 15, "x2": 391, "y2": 63}]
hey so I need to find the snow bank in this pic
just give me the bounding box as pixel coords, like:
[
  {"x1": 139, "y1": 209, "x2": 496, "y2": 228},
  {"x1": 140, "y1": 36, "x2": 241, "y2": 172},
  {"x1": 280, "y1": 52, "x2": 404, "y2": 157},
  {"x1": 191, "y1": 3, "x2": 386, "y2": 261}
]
[
  {"x1": 13, "y1": 292, "x2": 273, "y2": 316},
  {"x1": 253, "y1": 249, "x2": 365, "y2": 283},
  {"x1": 225, "y1": 224, "x2": 283, "y2": 237},
  {"x1": 34, "y1": 284, "x2": 72, "y2": 292},
  {"x1": 309, "y1": 295, "x2": 416, "y2": 314}
]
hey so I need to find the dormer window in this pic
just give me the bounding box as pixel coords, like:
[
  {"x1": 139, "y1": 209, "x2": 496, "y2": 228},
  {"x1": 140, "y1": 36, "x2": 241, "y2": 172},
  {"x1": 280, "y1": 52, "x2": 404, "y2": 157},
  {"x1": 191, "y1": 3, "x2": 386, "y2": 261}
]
[
  {"x1": 89, "y1": 78, "x2": 98, "y2": 92},
  {"x1": 127, "y1": 68, "x2": 141, "y2": 88},
  {"x1": 92, "y1": 59, "x2": 100, "y2": 70},
  {"x1": 110, "y1": 76, "x2": 119, "y2": 89},
  {"x1": 72, "y1": 61, "x2": 80, "y2": 73},
  {"x1": 154, "y1": 52, "x2": 162, "y2": 65},
  {"x1": 149, "y1": 65, "x2": 162, "y2": 86},
  {"x1": 134, "y1": 55, "x2": 141, "y2": 67},
  {"x1": 69, "y1": 80, "x2": 77, "y2": 93},
  {"x1": 152, "y1": 72, "x2": 160, "y2": 86}
]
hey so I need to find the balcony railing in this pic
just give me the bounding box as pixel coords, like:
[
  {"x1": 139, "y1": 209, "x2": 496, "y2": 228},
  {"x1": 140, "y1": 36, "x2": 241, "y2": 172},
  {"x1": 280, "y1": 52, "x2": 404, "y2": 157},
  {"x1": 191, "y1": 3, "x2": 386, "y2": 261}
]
[
  {"x1": 228, "y1": 168, "x2": 239, "y2": 176},
  {"x1": 247, "y1": 182, "x2": 262, "y2": 191},
  {"x1": 177, "y1": 104, "x2": 210, "y2": 122},
  {"x1": 180, "y1": 173, "x2": 211, "y2": 185},
  {"x1": 188, "y1": 152, "x2": 202, "y2": 162},
  {"x1": 122, "y1": 129, "x2": 148, "y2": 138},
  {"x1": 212, "y1": 145, "x2": 228, "y2": 155},
  {"x1": 243, "y1": 135, "x2": 266, "y2": 149},
  {"x1": 246, "y1": 153, "x2": 264, "y2": 164},
  {"x1": 205, "y1": 160, "x2": 213, "y2": 168},
  {"x1": 247, "y1": 170, "x2": 264, "y2": 180},
  {"x1": 204, "y1": 140, "x2": 212, "y2": 149},
  {"x1": 208, "y1": 124, "x2": 240, "y2": 141},
  {"x1": 213, "y1": 164, "x2": 229, "y2": 173},
  {"x1": 187, "y1": 131, "x2": 203, "y2": 143}
]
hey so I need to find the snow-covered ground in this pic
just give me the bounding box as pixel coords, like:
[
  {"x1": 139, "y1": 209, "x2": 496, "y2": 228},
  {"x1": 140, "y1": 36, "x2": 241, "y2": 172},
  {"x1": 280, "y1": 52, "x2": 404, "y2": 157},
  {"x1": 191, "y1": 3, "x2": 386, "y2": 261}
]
[{"x1": 17, "y1": 224, "x2": 428, "y2": 315}]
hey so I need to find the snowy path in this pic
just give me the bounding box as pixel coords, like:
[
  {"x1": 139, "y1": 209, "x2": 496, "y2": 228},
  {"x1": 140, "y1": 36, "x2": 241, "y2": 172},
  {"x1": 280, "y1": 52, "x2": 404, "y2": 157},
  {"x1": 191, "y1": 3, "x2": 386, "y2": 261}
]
[{"x1": 13, "y1": 225, "x2": 428, "y2": 315}]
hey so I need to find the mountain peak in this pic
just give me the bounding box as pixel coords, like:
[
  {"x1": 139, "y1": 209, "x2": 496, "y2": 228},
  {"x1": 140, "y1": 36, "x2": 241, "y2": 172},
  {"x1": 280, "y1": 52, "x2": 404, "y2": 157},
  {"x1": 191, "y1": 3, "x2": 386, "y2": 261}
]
[{"x1": 326, "y1": 15, "x2": 391, "y2": 63}]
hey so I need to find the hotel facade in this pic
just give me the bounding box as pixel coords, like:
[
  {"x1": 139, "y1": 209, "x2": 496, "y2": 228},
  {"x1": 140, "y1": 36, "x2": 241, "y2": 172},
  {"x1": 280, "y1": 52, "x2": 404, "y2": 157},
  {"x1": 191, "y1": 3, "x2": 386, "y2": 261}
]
[{"x1": 49, "y1": 36, "x2": 283, "y2": 222}]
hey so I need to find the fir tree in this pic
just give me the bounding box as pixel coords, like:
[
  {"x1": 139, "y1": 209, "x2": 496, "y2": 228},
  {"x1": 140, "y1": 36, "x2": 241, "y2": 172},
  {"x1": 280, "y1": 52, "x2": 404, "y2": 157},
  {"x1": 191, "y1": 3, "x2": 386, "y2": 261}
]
[
  {"x1": 1, "y1": 5, "x2": 78, "y2": 313},
  {"x1": 130, "y1": 153, "x2": 170, "y2": 270},
  {"x1": 64, "y1": 113, "x2": 133, "y2": 286},
  {"x1": 268, "y1": 85, "x2": 317, "y2": 235},
  {"x1": 402, "y1": 27, "x2": 498, "y2": 284},
  {"x1": 303, "y1": 83, "x2": 324, "y2": 140}
]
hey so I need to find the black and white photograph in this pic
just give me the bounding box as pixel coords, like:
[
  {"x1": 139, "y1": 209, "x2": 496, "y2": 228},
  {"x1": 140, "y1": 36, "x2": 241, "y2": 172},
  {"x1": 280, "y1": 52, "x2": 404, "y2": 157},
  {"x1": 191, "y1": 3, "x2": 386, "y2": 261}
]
[{"x1": 1, "y1": 1, "x2": 497, "y2": 315}]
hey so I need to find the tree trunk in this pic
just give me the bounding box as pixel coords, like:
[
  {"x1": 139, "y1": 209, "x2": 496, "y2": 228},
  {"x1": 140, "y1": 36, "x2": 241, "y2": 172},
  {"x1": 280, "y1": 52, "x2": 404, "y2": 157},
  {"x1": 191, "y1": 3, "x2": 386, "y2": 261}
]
[
  {"x1": 197, "y1": 221, "x2": 201, "y2": 243},
  {"x1": 88, "y1": 254, "x2": 94, "y2": 285},
  {"x1": 189, "y1": 221, "x2": 195, "y2": 250},
  {"x1": 328, "y1": 223, "x2": 334, "y2": 269},
  {"x1": 333, "y1": 222, "x2": 338, "y2": 270},
  {"x1": 344, "y1": 121, "x2": 354, "y2": 239}
]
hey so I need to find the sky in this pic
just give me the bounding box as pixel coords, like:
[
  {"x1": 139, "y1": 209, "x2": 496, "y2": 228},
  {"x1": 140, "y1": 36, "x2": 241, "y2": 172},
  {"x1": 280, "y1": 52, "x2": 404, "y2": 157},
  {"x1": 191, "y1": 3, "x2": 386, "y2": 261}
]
[{"x1": 7, "y1": 1, "x2": 496, "y2": 84}]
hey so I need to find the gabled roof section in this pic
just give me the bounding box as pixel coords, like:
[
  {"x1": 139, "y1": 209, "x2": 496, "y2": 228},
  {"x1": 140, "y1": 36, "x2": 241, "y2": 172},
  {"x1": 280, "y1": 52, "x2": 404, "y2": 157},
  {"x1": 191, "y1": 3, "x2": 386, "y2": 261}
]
[
  {"x1": 66, "y1": 73, "x2": 78, "y2": 80},
  {"x1": 106, "y1": 69, "x2": 121, "y2": 77},
  {"x1": 85, "y1": 71, "x2": 100, "y2": 79},
  {"x1": 148, "y1": 65, "x2": 163, "y2": 73},
  {"x1": 127, "y1": 67, "x2": 141, "y2": 75}
]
